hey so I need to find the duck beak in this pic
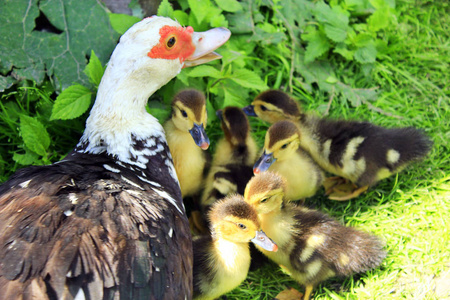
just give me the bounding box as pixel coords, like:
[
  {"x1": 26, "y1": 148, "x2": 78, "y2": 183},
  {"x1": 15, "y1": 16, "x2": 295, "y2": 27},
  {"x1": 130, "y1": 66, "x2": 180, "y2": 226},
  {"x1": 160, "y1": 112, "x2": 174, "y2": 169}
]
[
  {"x1": 216, "y1": 109, "x2": 223, "y2": 120},
  {"x1": 184, "y1": 27, "x2": 231, "y2": 68},
  {"x1": 253, "y1": 151, "x2": 276, "y2": 174},
  {"x1": 189, "y1": 123, "x2": 210, "y2": 150},
  {"x1": 243, "y1": 105, "x2": 257, "y2": 117},
  {"x1": 251, "y1": 230, "x2": 278, "y2": 252}
]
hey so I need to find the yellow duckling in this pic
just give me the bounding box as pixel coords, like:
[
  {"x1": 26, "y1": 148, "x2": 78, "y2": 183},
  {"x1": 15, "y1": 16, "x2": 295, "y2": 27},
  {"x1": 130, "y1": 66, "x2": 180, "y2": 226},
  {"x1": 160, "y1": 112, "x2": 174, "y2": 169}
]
[
  {"x1": 193, "y1": 194, "x2": 278, "y2": 300},
  {"x1": 201, "y1": 106, "x2": 258, "y2": 211},
  {"x1": 253, "y1": 120, "x2": 324, "y2": 201},
  {"x1": 245, "y1": 89, "x2": 433, "y2": 200},
  {"x1": 164, "y1": 89, "x2": 210, "y2": 197},
  {"x1": 244, "y1": 171, "x2": 386, "y2": 300}
]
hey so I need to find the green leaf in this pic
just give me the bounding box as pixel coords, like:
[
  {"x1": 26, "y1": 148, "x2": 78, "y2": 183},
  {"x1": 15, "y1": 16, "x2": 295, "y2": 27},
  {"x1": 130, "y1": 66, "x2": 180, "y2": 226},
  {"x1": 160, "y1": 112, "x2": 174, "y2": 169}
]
[
  {"x1": 173, "y1": 10, "x2": 189, "y2": 26},
  {"x1": 333, "y1": 43, "x2": 354, "y2": 60},
  {"x1": 353, "y1": 33, "x2": 374, "y2": 47},
  {"x1": 369, "y1": 0, "x2": 385, "y2": 9},
  {"x1": 229, "y1": 69, "x2": 268, "y2": 90},
  {"x1": 13, "y1": 150, "x2": 39, "y2": 165},
  {"x1": 214, "y1": 0, "x2": 242, "y2": 12},
  {"x1": 368, "y1": 7, "x2": 390, "y2": 32},
  {"x1": 0, "y1": 0, "x2": 119, "y2": 89},
  {"x1": 303, "y1": 30, "x2": 332, "y2": 63},
  {"x1": 188, "y1": 0, "x2": 211, "y2": 24},
  {"x1": 109, "y1": 13, "x2": 141, "y2": 35},
  {"x1": 354, "y1": 43, "x2": 377, "y2": 64},
  {"x1": 187, "y1": 66, "x2": 222, "y2": 78},
  {"x1": 157, "y1": 0, "x2": 174, "y2": 18},
  {"x1": 325, "y1": 76, "x2": 338, "y2": 84},
  {"x1": 147, "y1": 101, "x2": 171, "y2": 123},
  {"x1": 51, "y1": 85, "x2": 92, "y2": 120},
  {"x1": 19, "y1": 115, "x2": 50, "y2": 156},
  {"x1": 324, "y1": 24, "x2": 347, "y2": 42},
  {"x1": 337, "y1": 84, "x2": 378, "y2": 107},
  {"x1": 223, "y1": 88, "x2": 247, "y2": 107},
  {"x1": 84, "y1": 50, "x2": 105, "y2": 87},
  {"x1": 0, "y1": 75, "x2": 15, "y2": 93}
]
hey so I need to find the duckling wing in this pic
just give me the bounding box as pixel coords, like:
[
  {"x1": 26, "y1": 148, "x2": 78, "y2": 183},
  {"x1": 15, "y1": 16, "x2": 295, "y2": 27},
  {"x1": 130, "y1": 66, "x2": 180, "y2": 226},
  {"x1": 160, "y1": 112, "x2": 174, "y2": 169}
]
[{"x1": 0, "y1": 154, "x2": 192, "y2": 300}]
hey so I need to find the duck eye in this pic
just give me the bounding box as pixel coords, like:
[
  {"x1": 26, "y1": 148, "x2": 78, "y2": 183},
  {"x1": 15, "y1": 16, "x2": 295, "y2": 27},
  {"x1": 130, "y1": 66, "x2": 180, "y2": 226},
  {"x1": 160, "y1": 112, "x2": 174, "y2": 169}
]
[
  {"x1": 260, "y1": 105, "x2": 267, "y2": 111},
  {"x1": 238, "y1": 223, "x2": 247, "y2": 230},
  {"x1": 181, "y1": 110, "x2": 188, "y2": 118},
  {"x1": 260, "y1": 198, "x2": 268, "y2": 203},
  {"x1": 167, "y1": 36, "x2": 176, "y2": 48},
  {"x1": 281, "y1": 143, "x2": 288, "y2": 149}
]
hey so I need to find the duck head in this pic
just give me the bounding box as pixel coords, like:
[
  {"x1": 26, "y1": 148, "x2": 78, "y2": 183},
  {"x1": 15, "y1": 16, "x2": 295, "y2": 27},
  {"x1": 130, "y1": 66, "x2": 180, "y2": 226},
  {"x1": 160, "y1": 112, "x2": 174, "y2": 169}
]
[
  {"x1": 171, "y1": 89, "x2": 210, "y2": 150},
  {"x1": 253, "y1": 120, "x2": 301, "y2": 174},
  {"x1": 216, "y1": 107, "x2": 250, "y2": 148},
  {"x1": 209, "y1": 194, "x2": 278, "y2": 252},
  {"x1": 81, "y1": 17, "x2": 230, "y2": 160},
  {"x1": 244, "y1": 171, "x2": 286, "y2": 214},
  {"x1": 243, "y1": 90, "x2": 301, "y2": 124}
]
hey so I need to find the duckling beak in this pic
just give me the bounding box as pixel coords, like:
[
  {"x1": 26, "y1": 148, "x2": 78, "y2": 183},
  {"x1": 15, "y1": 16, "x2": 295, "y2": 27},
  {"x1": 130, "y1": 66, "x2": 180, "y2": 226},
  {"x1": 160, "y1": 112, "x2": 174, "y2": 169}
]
[
  {"x1": 184, "y1": 27, "x2": 231, "y2": 68},
  {"x1": 189, "y1": 123, "x2": 210, "y2": 150},
  {"x1": 253, "y1": 151, "x2": 276, "y2": 174},
  {"x1": 251, "y1": 230, "x2": 278, "y2": 252},
  {"x1": 216, "y1": 109, "x2": 223, "y2": 120},
  {"x1": 243, "y1": 105, "x2": 257, "y2": 117}
]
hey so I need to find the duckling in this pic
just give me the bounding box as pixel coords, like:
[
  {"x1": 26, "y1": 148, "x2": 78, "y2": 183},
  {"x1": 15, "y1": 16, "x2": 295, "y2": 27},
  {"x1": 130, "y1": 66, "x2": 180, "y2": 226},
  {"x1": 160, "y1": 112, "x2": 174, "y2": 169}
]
[
  {"x1": 244, "y1": 171, "x2": 386, "y2": 300},
  {"x1": 201, "y1": 106, "x2": 258, "y2": 211},
  {"x1": 245, "y1": 90, "x2": 433, "y2": 200},
  {"x1": 243, "y1": 89, "x2": 302, "y2": 123},
  {"x1": 253, "y1": 120, "x2": 324, "y2": 201},
  {"x1": 164, "y1": 89, "x2": 210, "y2": 198},
  {"x1": 193, "y1": 194, "x2": 278, "y2": 300}
]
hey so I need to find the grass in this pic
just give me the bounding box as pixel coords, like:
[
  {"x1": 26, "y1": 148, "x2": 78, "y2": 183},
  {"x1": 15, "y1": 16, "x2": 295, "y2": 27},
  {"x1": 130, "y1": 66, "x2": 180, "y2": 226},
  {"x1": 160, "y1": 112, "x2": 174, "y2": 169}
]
[{"x1": 221, "y1": 0, "x2": 450, "y2": 299}]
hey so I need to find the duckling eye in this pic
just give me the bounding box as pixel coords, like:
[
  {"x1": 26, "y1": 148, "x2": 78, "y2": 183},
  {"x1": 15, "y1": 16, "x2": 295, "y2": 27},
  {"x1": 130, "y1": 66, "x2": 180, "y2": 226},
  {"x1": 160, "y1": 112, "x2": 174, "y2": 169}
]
[
  {"x1": 237, "y1": 223, "x2": 247, "y2": 230},
  {"x1": 181, "y1": 110, "x2": 188, "y2": 118},
  {"x1": 281, "y1": 143, "x2": 288, "y2": 149},
  {"x1": 167, "y1": 36, "x2": 176, "y2": 48},
  {"x1": 260, "y1": 105, "x2": 267, "y2": 111},
  {"x1": 260, "y1": 198, "x2": 268, "y2": 203}
]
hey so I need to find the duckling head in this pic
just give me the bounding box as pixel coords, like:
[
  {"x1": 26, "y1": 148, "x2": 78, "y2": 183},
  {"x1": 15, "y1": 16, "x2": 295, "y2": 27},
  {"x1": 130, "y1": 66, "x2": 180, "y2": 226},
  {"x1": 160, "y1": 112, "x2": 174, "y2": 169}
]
[
  {"x1": 171, "y1": 89, "x2": 210, "y2": 149},
  {"x1": 243, "y1": 90, "x2": 301, "y2": 124},
  {"x1": 216, "y1": 106, "x2": 250, "y2": 147},
  {"x1": 208, "y1": 194, "x2": 278, "y2": 251},
  {"x1": 244, "y1": 171, "x2": 286, "y2": 214},
  {"x1": 253, "y1": 120, "x2": 300, "y2": 174}
]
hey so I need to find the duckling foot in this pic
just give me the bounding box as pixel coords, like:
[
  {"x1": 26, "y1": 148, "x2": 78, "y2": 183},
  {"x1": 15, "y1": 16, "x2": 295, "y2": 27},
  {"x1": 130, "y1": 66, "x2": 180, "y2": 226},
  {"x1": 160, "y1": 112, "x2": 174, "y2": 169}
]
[
  {"x1": 189, "y1": 210, "x2": 209, "y2": 235},
  {"x1": 323, "y1": 176, "x2": 348, "y2": 194},
  {"x1": 274, "y1": 287, "x2": 304, "y2": 300},
  {"x1": 327, "y1": 183, "x2": 369, "y2": 201}
]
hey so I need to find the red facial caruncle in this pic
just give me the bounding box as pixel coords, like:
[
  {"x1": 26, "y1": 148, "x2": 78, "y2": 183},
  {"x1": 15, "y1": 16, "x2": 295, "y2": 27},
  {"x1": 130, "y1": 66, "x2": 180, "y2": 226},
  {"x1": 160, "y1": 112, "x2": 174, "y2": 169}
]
[{"x1": 148, "y1": 25, "x2": 196, "y2": 63}]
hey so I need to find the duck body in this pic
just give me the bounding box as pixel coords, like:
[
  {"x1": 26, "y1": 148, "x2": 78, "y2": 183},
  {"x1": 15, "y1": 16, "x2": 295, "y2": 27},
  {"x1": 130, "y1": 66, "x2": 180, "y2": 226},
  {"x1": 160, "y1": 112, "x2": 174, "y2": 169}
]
[
  {"x1": 193, "y1": 195, "x2": 277, "y2": 300},
  {"x1": 254, "y1": 120, "x2": 324, "y2": 201},
  {"x1": 0, "y1": 146, "x2": 188, "y2": 299},
  {"x1": 201, "y1": 107, "x2": 258, "y2": 210},
  {"x1": 298, "y1": 114, "x2": 432, "y2": 186},
  {"x1": 164, "y1": 89, "x2": 210, "y2": 198},
  {"x1": 0, "y1": 17, "x2": 231, "y2": 299},
  {"x1": 244, "y1": 172, "x2": 386, "y2": 300}
]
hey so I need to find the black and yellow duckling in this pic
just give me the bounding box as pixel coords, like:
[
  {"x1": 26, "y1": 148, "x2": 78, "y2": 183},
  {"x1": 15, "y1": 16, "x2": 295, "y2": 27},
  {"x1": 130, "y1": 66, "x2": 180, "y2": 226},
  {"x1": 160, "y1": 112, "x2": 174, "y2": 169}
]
[
  {"x1": 244, "y1": 171, "x2": 386, "y2": 300},
  {"x1": 245, "y1": 89, "x2": 433, "y2": 200},
  {"x1": 201, "y1": 106, "x2": 258, "y2": 211},
  {"x1": 193, "y1": 194, "x2": 277, "y2": 300},
  {"x1": 164, "y1": 89, "x2": 210, "y2": 198},
  {"x1": 253, "y1": 120, "x2": 324, "y2": 201}
]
